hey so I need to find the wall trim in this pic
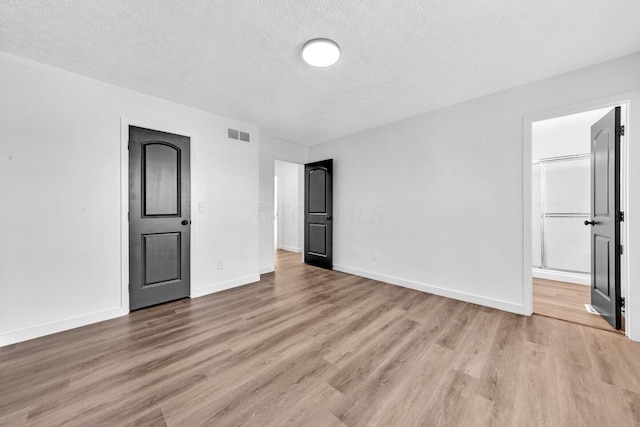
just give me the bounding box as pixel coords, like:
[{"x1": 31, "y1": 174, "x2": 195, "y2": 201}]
[
  {"x1": 277, "y1": 245, "x2": 302, "y2": 253},
  {"x1": 0, "y1": 307, "x2": 128, "y2": 347},
  {"x1": 193, "y1": 274, "x2": 260, "y2": 298},
  {"x1": 533, "y1": 268, "x2": 590, "y2": 286},
  {"x1": 259, "y1": 267, "x2": 275, "y2": 275},
  {"x1": 333, "y1": 264, "x2": 527, "y2": 315}
]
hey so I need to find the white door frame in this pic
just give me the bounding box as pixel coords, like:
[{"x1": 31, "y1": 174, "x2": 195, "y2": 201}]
[
  {"x1": 523, "y1": 97, "x2": 630, "y2": 338},
  {"x1": 274, "y1": 174, "x2": 279, "y2": 249},
  {"x1": 120, "y1": 117, "x2": 194, "y2": 312},
  {"x1": 273, "y1": 159, "x2": 305, "y2": 264}
]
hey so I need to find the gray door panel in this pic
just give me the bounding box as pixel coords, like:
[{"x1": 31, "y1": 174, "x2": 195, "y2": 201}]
[
  {"x1": 129, "y1": 126, "x2": 191, "y2": 310},
  {"x1": 589, "y1": 107, "x2": 621, "y2": 329},
  {"x1": 304, "y1": 159, "x2": 333, "y2": 269}
]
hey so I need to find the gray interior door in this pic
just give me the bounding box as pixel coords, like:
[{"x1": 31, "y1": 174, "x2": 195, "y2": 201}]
[
  {"x1": 587, "y1": 107, "x2": 622, "y2": 329},
  {"x1": 129, "y1": 126, "x2": 191, "y2": 310},
  {"x1": 304, "y1": 159, "x2": 333, "y2": 269}
]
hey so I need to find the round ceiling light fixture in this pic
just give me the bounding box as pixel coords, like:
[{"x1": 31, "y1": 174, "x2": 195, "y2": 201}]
[{"x1": 302, "y1": 38, "x2": 341, "y2": 67}]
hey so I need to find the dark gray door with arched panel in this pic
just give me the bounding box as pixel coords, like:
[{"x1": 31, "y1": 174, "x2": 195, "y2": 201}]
[
  {"x1": 304, "y1": 159, "x2": 333, "y2": 269},
  {"x1": 588, "y1": 107, "x2": 622, "y2": 329},
  {"x1": 129, "y1": 126, "x2": 191, "y2": 310}
]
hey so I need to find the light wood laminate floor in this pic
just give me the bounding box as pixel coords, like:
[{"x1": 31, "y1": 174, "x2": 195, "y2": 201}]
[
  {"x1": 2, "y1": 250, "x2": 640, "y2": 426},
  {"x1": 533, "y1": 277, "x2": 624, "y2": 333}
]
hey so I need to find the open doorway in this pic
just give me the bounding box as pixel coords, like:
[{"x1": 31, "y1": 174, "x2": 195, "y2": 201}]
[
  {"x1": 274, "y1": 159, "x2": 304, "y2": 269},
  {"x1": 531, "y1": 106, "x2": 627, "y2": 333}
]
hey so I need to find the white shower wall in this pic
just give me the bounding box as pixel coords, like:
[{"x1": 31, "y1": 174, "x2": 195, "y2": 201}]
[{"x1": 532, "y1": 157, "x2": 591, "y2": 272}]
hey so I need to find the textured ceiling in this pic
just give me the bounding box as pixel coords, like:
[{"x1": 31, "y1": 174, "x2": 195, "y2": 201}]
[{"x1": 1, "y1": 1, "x2": 640, "y2": 145}]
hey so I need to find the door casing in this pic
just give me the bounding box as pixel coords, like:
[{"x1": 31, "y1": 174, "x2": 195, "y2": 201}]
[
  {"x1": 120, "y1": 117, "x2": 193, "y2": 313},
  {"x1": 523, "y1": 99, "x2": 629, "y2": 337},
  {"x1": 271, "y1": 159, "x2": 306, "y2": 268}
]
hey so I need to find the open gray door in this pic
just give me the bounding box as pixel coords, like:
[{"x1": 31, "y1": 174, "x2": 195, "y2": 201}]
[
  {"x1": 587, "y1": 107, "x2": 622, "y2": 329},
  {"x1": 129, "y1": 126, "x2": 191, "y2": 310},
  {"x1": 304, "y1": 159, "x2": 333, "y2": 269}
]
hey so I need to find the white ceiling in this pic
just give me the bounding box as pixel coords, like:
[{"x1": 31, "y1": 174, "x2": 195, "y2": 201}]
[{"x1": 1, "y1": 1, "x2": 640, "y2": 145}]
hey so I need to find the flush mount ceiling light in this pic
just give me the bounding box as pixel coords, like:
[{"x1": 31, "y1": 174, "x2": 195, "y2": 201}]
[{"x1": 302, "y1": 38, "x2": 341, "y2": 67}]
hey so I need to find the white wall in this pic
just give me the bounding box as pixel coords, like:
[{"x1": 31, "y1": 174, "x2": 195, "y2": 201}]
[
  {"x1": 258, "y1": 135, "x2": 308, "y2": 273},
  {"x1": 532, "y1": 108, "x2": 610, "y2": 159},
  {"x1": 0, "y1": 52, "x2": 259, "y2": 346},
  {"x1": 309, "y1": 52, "x2": 640, "y2": 334},
  {"x1": 275, "y1": 160, "x2": 303, "y2": 253}
]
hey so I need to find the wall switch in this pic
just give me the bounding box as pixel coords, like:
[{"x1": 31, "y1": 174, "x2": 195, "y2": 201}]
[
  {"x1": 198, "y1": 202, "x2": 206, "y2": 212},
  {"x1": 217, "y1": 258, "x2": 224, "y2": 270},
  {"x1": 372, "y1": 251, "x2": 379, "y2": 261}
]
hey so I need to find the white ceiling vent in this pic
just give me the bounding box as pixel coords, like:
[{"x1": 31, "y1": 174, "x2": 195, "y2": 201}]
[{"x1": 227, "y1": 127, "x2": 250, "y2": 143}]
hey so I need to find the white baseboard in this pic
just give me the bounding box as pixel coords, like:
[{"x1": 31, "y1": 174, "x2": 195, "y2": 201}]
[
  {"x1": 333, "y1": 264, "x2": 527, "y2": 315},
  {"x1": 1, "y1": 273, "x2": 261, "y2": 348},
  {"x1": 193, "y1": 274, "x2": 260, "y2": 298},
  {"x1": 277, "y1": 245, "x2": 302, "y2": 253},
  {"x1": 0, "y1": 306, "x2": 128, "y2": 347},
  {"x1": 259, "y1": 266, "x2": 275, "y2": 275},
  {"x1": 533, "y1": 268, "x2": 590, "y2": 286}
]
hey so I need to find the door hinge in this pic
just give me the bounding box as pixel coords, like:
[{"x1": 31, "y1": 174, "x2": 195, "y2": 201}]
[
  {"x1": 620, "y1": 297, "x2": 626, "y2": 308},
  {"x1": 616, "y1": 125, "x2": 625, "y2": 137},
  {"x1": 619, "y1": 244, "x2": 624, "y2": 255},
  {"x1": 128, "y1": 141, "x2": 130, "y2": 150},
  {"x1": 616, "y1": 211, "x2": 625, "y2": 222},
  {"x1": 128, "y1": 212, "x2": 130, "y2": 222}
]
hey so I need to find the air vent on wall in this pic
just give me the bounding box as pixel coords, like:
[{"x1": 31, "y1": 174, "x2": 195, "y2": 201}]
[
  {"x1": 227, "y1": 128, "x2": 239, "y2": 139},
  {"x1": 227, "y1": 127, "x2": 250, "y2": 143}
]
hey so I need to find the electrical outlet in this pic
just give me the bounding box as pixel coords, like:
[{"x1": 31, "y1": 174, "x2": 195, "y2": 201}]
[
  {"x1": 198, "y1": 202, "x2": 206, "y2": 212},
  {"x1": 217, "y1": 258, "x2": 224, "y2": 270},
  {"x1": 372, "y1": 251, "x2": 379, "y2": 261}
]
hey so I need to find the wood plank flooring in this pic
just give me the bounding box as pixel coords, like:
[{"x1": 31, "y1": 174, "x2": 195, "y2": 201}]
[
  {"x1": 533, "y1": 277, "x2": 624, "y2": 333},
  {"x1": 2, "y1": 250, "x2": 640, "y2": 426}
]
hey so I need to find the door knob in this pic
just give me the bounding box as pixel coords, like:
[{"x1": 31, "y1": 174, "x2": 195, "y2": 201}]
[
  {"x1": 181, "y1": 220, "x2": 190, "y2": 225},
  {"x1": 327, "y1": 216, "x2": 333, "y2": 220},
  {"x1": 584, "y1": 220, "x2": 596, "y2": 226}
]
